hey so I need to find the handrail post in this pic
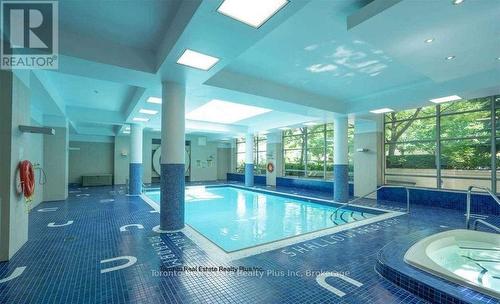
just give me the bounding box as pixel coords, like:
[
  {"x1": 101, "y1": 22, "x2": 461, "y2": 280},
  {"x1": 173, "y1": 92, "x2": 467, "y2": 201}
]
[
  {"x1": 406, "y1": 188, "x2": 410, "y2": 213},
  {"x1": 466, "y1": 186, "x2": 471, "y2": 229}
]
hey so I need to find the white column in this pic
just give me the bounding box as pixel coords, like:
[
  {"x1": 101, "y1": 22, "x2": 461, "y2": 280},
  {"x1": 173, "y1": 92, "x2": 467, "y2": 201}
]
[
  {"x1": 130, "y1": 124, "x2": 143, "y2": 163},
  {"x1": 334, "y1": 118, "x2": 348, "y2": 165},
  {"x1": 266, "y1": 132, "x2": 282, "y2": 186},
  {"x1": 245, "y1": 133, "x2": 254, "y2": 186},
  {"x1": 334, "y1": 117, "x2": 349, "y2": 203},
  {"x1": 160, "y1": 81, "x2": 186, "y2": 231},
  {"x1": 128, "y1": 124, "x2": 143, "y2": 195}
]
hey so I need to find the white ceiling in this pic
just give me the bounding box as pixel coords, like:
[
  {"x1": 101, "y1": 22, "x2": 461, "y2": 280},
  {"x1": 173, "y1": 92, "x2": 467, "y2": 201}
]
[{"x1": 25, "y1": 0, "x2": 500, "y2": 141}]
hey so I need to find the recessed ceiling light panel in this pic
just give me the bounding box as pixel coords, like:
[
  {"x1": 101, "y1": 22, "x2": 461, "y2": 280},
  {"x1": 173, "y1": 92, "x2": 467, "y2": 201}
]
[
  {"x1": 452, "y1": 0, "x2": 464, "y2": 5},
  {"x1": 445, "y1": 55, "x2": 456, "y2": 60},
  {"x1": 186, "y1": 99, "x2": 271, "y2": 124},
  {"x1": 133, "y1": 117, "x2": 149, "y2": 122},
  {"x1": 217, "y1": 0, "x2": 289, "y2": 28},
  {"x1": 177, "y1": 49, "x2": 219, "y2": 71},
  {"x1": 139, "y1": 109, "x2": 158, "y2": 115},
  {"x1": 304, "y1": 122, "x2": 318, "y2": 126},
  {"x1": 424, "y1": 38, "x2": 434, "y2": 43},
  {"x1": 147, "y1": 97, "x2": 162, "y2": 104},
  {"x1": 429, "y1": 95, "x2": 462, "y2": 104},
  {"x1": 370, "y1": 108, "x2": 394, "y2": 114}
]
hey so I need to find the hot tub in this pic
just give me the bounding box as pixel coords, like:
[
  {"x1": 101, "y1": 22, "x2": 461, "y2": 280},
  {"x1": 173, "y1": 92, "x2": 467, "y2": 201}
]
[{"x1": 404, "y1": 229, "x2": 499, "y2": 299}]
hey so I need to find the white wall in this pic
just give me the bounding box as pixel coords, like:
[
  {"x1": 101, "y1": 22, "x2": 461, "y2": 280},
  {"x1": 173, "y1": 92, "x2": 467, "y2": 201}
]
[
  {"x1": 43, "y1": 126, "x2": 69, "y2": 202},
  {"x1": 0, "y1": 71, "x2": 30, "y2": 261},
  {"x1": 114, "y1": 136, "x2": 130, "y2": 185},
  {"x1": 188, "y1": 136, "x2": 218, "y2": 182},
  {"x1": 26, "y1": 119, "x2": 44, "y2": 209},
  {"x1": 69, "y1": 141, "x2": 114, "y2": 184},
  {"x1": 217, "y1": 144, "x2": 231, "y2": 180},
  {"x1": 114, "y1": 132, "x2": 223, "y2": 184},
  {"x1": 353, "y1": 119, "x2": 383, "y2": 197}
]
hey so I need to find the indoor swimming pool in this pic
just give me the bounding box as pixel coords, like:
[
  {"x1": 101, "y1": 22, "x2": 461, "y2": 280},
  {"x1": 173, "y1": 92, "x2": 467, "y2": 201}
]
[{"x1": 145, "y1": 186, "x2": 383, "y2": 252}]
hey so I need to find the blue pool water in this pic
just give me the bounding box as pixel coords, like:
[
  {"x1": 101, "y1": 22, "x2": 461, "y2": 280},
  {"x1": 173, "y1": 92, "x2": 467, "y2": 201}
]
[{"x1": 145, "y1": 186, "x2": 378, "y2": 252}]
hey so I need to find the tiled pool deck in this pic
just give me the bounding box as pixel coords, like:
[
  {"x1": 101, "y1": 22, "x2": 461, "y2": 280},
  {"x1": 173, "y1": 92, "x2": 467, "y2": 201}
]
[{"x1": 0, "y1": 184, "x2": 497, "y2": 304}]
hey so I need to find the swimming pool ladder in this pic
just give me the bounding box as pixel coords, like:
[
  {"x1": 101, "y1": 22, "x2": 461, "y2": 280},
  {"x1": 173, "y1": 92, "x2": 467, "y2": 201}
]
[
  {"x1": 330, "y1": 185, "x2": 410, "y2": 223},
  {"x1": 466, "y1": 186, "x2": 500, "y2": 231}
]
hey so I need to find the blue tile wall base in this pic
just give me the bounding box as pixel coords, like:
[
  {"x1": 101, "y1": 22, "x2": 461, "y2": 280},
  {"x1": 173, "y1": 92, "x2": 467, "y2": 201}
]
[
  {"x1": 244, "y1": 164, "x2": 254, "y2": 187},
  {"x1": 333, "y1": 164, "x2": 349, "y2": 203},
  {"x1": 129, "y1": 163, "x2": 143, "y2": 195},
  {"x1": 227, "y1": 173, "x2": 267, "y2": 185},
  {"x1": 376, "y1": 229, "x2": 496, "y2": 304},
  {"x1": 226, "y1": 174, "x2": 355, "y2": 197},
  {"x1": 160, "y1": 164, "x2": 185, "y2": 231},
  {"x1": 276, "y1": 177, "x2": 354, "y2": 197},
  {"x1": 378, "y1": 187, "x2": 500, "y2": 215}
]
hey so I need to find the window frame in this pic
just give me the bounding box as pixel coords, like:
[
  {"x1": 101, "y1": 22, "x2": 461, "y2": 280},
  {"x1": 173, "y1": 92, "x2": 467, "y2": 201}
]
[{"x1": 383, "y1": 96, "x2": 499, "y2": 193}]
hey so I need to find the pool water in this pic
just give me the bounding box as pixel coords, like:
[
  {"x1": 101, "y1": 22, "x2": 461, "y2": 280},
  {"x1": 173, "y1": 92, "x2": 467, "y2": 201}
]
[
  {"x1": 145, "y1": 186, "x2": 377, "y2": 252},
  {"x1": 428, "y1": 242, "x2": 500, "y2": 292}
]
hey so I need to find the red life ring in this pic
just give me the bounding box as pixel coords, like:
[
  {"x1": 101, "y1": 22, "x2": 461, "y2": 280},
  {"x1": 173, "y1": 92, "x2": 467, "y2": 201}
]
[
  {"x1": 267, "y1": 162, "x2": 274, "y2": 173},
  {"x1": 19, "y1": 160, "x2": 35, "y2": 199}
]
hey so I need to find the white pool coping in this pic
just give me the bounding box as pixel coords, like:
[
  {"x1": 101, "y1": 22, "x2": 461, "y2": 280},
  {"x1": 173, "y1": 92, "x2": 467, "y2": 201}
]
[{"x1": 140, "y1": 186, "x2": 404, "y2": 262}]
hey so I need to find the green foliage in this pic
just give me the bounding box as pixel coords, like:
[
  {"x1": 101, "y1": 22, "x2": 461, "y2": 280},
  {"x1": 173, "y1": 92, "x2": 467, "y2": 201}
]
[{"x1": 385, "y1": 97, "x2": 497, "y2": 171}]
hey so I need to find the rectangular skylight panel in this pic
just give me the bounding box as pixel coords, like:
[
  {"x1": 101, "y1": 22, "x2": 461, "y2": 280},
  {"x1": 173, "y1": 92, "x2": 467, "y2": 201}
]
[
  {"x1": 139, "y1": 109, "x2": 158, "y2": 115},
  {"x1": 186, "y1": 99, "x2": 271, "y2": 124},
  {"x1": 429, "y1": 95, "x2": 462, "y2": 104},
  {"x1": 147, "y1": 97, "x2": 162, "y2": 104},
  {"x1": 217, "y1": 0, "x2": 289, "y2": 28},
  {"x1": 304, "y1": 122, "x2": 317, "y2": 126},
  {"x1": 370, "y1": 108, "x2": 394, "y2": 114},
  {"x1": 177, "y1": 49, "x2": 220, "y2": 71}
]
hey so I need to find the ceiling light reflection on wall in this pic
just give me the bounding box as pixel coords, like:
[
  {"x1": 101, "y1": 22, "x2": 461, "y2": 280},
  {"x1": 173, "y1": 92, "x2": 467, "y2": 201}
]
[
  {"x1": 133, "y1": 117, "x2": 149, "y2": 122},
  {"x1": 139, "y1": 109, "x2": 158, "y2": 115},
  {"x1": 186, "y1": 99, "x2": 271, "y2": 124},
  {"x1": 429, "y1": 95, "x2": 462, "y2": 104},
  {"x1": 370, "y1": 108, "x2": 394, "y2": 114},
  {"x1": 147, "y1": 97, "x2": 162, "y2": 104},
  {"x1": 424, "y1": 38, "x2": 434, "y2": 43},
  {"x1": 278, "y1": 127, "x2": 290, "y2": 130},
  {"x1": 452, "y1": 0, "x2": 464, "y2": 5},
  {"x1": 303, "y1": 122, "x2": 317, "y2": 126},
  {"x1": 177, "y1": 49, "x2": 220, "y2": 71},
  {"x1": 217, "y1": 0, "x2": 289, "y2": 28},
  {"x1": 445, "y1": 56, "x2": 456, "y2": 60}
]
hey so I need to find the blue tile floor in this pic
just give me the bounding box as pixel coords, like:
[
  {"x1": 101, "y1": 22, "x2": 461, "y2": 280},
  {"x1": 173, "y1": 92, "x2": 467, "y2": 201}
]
[{"x1": 0, "y1": 184, "x2": 498, "y2": 304}]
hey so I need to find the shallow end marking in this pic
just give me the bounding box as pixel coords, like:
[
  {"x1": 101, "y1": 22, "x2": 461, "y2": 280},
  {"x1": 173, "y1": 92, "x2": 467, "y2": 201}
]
[
  {"x1": 0, "y1": 267, "x2": 27, "y2": 283},
  {"x1": 47, "y1": 220, "x2": 74, "y2": 227},
  {"x1": 100, "y1": 256, "x2": 137, "y2": 274}
]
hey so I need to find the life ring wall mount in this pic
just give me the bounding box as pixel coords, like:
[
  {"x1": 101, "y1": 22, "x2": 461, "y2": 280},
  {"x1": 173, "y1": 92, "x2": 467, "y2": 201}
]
[
  {"x1": 267, "y1": 162, "x2": 274, "y2": 173},
  {"x1": 18, "y1": 160, "x2": 35, "y2": 201}
]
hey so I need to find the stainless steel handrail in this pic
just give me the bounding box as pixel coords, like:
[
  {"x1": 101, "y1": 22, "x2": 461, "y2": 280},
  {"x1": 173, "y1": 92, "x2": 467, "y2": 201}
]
[
  {"x1": 330, "y1": 185, "x2": 410, "y2": 223},
  {"x1": 466, "y1": 185, "x2": 500, "y2": 229},
  {"x1": 473, "y1": 219, "x2": 500, "y2": 233}
]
